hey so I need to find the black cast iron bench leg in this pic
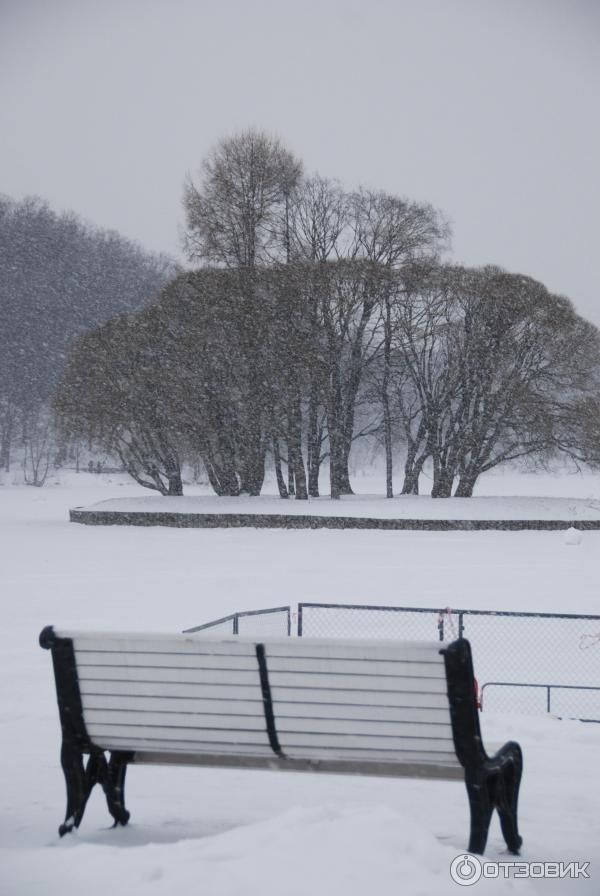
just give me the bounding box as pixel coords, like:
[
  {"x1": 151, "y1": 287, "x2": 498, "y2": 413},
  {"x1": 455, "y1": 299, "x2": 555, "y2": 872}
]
[
  {"x1": 466, "y1": 773, "x2": 494, "y2": 855},
  {"x1": 495, "y1": 744, "x2": 523, "y2": 855},
  {"x1": 59, "y1": 744, "x2": 96, "y2": 836},
  {"x1": 103, "y1": 752, "x2": 131, "y2": 828},
  {"x1": 466, "y1": 742, "x2": 523, "y2": 855},
  {"x1": 58, "y1": 747, "x2": 131, "y2": 836}
]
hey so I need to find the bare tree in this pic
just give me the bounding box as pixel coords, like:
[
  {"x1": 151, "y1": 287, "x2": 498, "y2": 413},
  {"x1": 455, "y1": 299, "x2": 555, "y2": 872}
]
[
  {"x1": 183, "y1": 129, "x2": 302, "y2": 268},
  {"x1": 23, "y1": 407, "x2": 53, "y2": 487},
  {"x1": 287, "y1": 176, "x2": 349, "y2": 495},
  {"x1": 390, "y1": 264, "x2": 600, "y2": 497},
  {"x1": 54, "y1": 315, "x2": 184, "y2": 496},
  {"x1": 183, "y1": 130, "x2": 302, "y2": 494},
  {"x1": 350, "y1": 190, "x2": 450, "y2": 497}
]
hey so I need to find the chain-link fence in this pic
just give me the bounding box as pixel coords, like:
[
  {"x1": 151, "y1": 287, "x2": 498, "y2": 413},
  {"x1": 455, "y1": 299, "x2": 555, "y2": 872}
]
[
  {"x1": 297, "y1": 603, "x2": 600, "y2": 721},
  {"x1": 183, "y1": 601, "x2": 600, "y2": 719},
  {"x1": 184, "y1": 605, "x2": 291, "y2": 637}
]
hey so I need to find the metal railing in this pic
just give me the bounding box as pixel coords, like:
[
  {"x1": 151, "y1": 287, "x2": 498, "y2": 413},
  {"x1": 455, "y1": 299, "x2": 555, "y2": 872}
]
[
  {"x1": 480, "y1": 682, "x2": 600, "y2": 720},
  {"x1": 297, "y1": 602, "x2": 600, "y2": 720},
  {"x1": 183, "y1": 601, "x2": 600, "y2": 719},
  {"x1": 184, "y1": 605, "x2": 291, "y2": 637}
]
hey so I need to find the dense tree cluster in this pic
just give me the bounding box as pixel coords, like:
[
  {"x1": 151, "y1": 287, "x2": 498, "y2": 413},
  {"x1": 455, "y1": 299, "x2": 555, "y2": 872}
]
[
  {"x1": 0, "y1": 194, "x2": 177, "y2": 474},
  {"x1": 54, "y1": 130, "x2": 600, "y2": 498}
]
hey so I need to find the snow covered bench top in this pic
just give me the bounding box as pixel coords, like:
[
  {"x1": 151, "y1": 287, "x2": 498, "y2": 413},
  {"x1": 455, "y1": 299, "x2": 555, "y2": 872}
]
[{"x1": 40, "y1": 628, "x2": 523, "y2": 855}]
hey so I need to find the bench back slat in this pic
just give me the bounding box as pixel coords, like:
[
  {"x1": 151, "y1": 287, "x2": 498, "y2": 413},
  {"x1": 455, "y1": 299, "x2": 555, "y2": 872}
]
[
  {"x1": 86, "y1": 723, "x2": 272, "y2": 748},
  {"x1": 70, "y1": 635, "x2": 258, "y2": 657},
  {"x1": 267, "y1": 687, "x2": 450, "y2": 710},
  {"x1": 84, "y1": 710, "x2": 269, "y2": 731},
  {"x1": 79, "y1": 680, "x2": 265, "y2": 701},
  {"x1": 268, "y1": 672, "x2": 448, "y2": 693},
  {"x1": 76, "y1": 665, "x2": 263, "y2": 687},
  {"x1": 75, "y1": 651, "x2": 261, "y2": 671}
]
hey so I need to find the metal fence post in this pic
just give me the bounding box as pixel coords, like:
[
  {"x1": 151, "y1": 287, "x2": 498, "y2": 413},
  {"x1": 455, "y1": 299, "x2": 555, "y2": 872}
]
[
  {"x1": 298, "y1": 604, "x2": 303, "y2": 637},
  {"x1": 232, "y1": 615, "x2": 239, "y2": 635}
]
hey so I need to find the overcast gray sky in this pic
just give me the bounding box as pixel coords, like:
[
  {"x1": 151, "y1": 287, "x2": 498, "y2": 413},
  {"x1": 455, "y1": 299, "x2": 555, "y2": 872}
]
[{"x1": 1, "y1": 0, "x2": 599, "y2": 321}]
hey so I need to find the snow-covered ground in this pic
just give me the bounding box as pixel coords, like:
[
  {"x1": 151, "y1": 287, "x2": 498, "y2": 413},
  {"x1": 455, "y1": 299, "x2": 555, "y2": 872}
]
[{"x1": 2, "y1": 472, "x2": 599, "y2": 894}]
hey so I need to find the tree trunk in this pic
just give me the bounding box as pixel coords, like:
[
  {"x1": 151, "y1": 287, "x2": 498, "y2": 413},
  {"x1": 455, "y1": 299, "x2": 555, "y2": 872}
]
[
  {"x1": 328, "y1": 422, "x2": 347, "y2": 499},
  {"x1": 273, "y1": 437, "x2": 289, "y2": 498},
  {"x1": 167, "y1": 469, "x2": 183, "y2": 496},
  {"x1": 328, "y1": 430, "x2": 343, "y2": 500},
  {"x1": 1, "y1": 407, "x2": 13, "y2": 472},
  {"x1": 431, "y1": 468, "x2": 454, "y2": 498},
  {"x1": 288, "y1": 398, "x2": 307, "y2": 499},
  {"x1": 306, "y1": 385, "x2": 320, "y2": 497},
  {"x1": 382, "y1": 395, "x2": 393, "y2": 499},
  {"x1": 401, "y1": 452, "x2": 427, "y2": 495},
  {"x1": 382, "y1": 294, "x2": 393, "y2": 497},
  {"x1": 238, "y1": 425, "x2": 266, "y2": 496},
  {"x1": 338, "y1": 450, "x2": 353, "y2": 495},
  {"x1": 204, "y1": 452, "x2": 240, "y2": 496},
  {"x1": 1, "y1": 430, "x2": 10, "y2": 472},
  {"x1": 454, "y1": 472, "x2": 478, "y2": 497}
]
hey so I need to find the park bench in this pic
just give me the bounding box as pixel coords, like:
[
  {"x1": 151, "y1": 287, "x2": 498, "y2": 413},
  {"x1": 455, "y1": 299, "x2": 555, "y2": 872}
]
[{"x1": 39, "y1": 627, "x2": 523, "y2": 855}]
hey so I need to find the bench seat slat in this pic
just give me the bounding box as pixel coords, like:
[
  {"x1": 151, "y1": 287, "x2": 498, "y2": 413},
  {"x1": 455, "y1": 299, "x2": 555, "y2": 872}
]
[
  {"x1": 131, "y1": 752, "x2": 463, "y2": 779},
  {"x1": 90, "y1": 736, "x2": 276, "y2": 756},
  {"x1": 88, "y1": 735, "x2": 459, "y2": 766},
  {"x1": 281, "y1": 746, "x2": 461, "y2": 765}
]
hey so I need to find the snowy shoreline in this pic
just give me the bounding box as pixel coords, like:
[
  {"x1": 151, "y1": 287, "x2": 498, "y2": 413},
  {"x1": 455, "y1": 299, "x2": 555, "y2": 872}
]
[{"x1": 71, "y1": 493, "x2": 600, "y2": 527}]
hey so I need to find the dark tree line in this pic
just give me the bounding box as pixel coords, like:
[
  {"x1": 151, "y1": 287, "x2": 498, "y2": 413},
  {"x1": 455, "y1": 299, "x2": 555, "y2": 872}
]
[
  {"x1": 0, "y1": 194, "x2": 177, "y2": 475},
  {"x1": 54, "y1": 130, "x2": 600, "y2": 497}
]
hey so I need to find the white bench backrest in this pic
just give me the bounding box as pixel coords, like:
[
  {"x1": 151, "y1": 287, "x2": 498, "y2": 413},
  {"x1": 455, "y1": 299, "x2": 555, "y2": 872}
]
[
  {"x1": 71, "y1": 633, "x2": 272, "y2": 756},
  {"x1": 265, "y1": 640, "x2": 456, "y2": 765},
  {"x1": 61, "y1": 631, "x2": 458, "y2": 768}
]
